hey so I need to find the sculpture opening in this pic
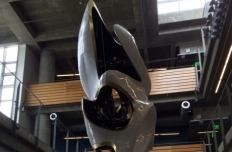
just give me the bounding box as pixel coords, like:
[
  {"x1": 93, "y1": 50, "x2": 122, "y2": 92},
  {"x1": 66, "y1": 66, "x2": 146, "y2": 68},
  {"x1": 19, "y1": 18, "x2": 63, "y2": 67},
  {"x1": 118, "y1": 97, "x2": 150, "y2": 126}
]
[{"x1": 83, "y1": 86, "x2": 133, "y2": 130}]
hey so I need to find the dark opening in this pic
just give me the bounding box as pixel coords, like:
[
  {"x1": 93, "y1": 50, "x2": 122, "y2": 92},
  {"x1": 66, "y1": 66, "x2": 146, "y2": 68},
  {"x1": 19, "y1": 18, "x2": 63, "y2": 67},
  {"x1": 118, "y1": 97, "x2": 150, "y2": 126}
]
[
  {"x1": 83, "y1": 86, "x2": 132, "y2": 130},
  {"x1": 92, "y1": 7, "x2": 141, "y2": 82}
]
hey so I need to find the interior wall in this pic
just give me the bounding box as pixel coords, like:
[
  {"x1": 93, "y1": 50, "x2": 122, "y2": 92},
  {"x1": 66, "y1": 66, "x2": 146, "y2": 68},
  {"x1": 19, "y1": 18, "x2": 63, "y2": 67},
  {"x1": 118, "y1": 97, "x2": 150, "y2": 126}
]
[
  {"x1": 179, "y1": 42, "x2": 204, "y2": 55},
  {"x1": 17, "y1": 45, "x2": 39, "y2": 132}
]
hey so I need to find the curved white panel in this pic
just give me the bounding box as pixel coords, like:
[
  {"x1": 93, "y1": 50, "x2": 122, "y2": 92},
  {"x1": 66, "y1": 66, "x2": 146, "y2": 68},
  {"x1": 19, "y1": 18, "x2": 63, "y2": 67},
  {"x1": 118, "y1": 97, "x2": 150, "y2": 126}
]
[{"x1": 78, "y1": 0, "x2": 157, "y2": 151}]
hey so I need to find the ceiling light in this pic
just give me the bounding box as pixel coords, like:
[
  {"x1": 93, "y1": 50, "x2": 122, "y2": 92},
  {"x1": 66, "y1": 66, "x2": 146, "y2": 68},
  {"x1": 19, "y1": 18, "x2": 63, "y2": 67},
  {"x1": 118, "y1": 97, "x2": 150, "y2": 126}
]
[
  {"x1": 198, "y1": 131, "x2": 218, "y2": 134},
  {"x1": 64, "y1": 136, "x2": 88, "y2": 140},
  {"x1": 154, "y1": 134, "x2": 159, "y2": 136},
  {"x1": 64, "y1": 137, "x2": 82, "y2": 140},
  {"x1": 57, "y1": 73, "x2": 80, "y2": 77},
  {"x1": 215, "y1": 45, "x2": 232, "y2": 93},
  {"x1": 159, "y1": 133, "x2": 179, "y2": 136}
]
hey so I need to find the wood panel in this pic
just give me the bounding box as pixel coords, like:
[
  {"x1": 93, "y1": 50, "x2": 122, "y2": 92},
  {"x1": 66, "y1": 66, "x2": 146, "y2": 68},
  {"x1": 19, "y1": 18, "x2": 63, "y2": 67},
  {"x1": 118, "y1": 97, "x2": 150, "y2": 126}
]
[
  {"x1": 86, "y1": 144, "x2": 203, "y2": 152},
  {"x1": 25, "y1": 67, "x2": 196, "y2": 106},
  {"x1": 150, "y1": 144, "x2": 204, "y2": 152}
]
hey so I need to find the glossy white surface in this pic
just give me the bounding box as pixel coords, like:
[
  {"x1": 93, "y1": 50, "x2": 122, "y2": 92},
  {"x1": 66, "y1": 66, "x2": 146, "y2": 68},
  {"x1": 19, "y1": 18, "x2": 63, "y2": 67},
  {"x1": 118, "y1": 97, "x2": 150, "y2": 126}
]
[
  {"x1": 78, "y1": 0, "x2": 157, "y2": 151},
  {"x1": 113, "y1": 24, "x2": 151, "y2": 96},
  {"x1": 82, "y1": 71, "x2": 156, "y2": 152},
  {"x1": 78, "y1": 3, "x2": 99, "y2": 100}
]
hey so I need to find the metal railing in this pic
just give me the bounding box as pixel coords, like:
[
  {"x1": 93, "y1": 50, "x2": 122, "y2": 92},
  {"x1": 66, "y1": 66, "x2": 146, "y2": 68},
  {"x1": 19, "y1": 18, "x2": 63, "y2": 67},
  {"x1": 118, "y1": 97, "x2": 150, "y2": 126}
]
[
  {"x1": 0, "y1": 61, "x2": 89, "y2": 152},
  {"x1": 201, "y1": 69, "x2": 232, "y2": 152}
]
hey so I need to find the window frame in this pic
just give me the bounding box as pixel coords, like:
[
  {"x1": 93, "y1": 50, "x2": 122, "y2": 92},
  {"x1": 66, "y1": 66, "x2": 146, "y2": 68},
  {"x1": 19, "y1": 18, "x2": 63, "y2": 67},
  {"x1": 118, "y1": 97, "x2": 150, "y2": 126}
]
[{"x1": 0, "y1": 45, "x2": 18, "y2": 118}]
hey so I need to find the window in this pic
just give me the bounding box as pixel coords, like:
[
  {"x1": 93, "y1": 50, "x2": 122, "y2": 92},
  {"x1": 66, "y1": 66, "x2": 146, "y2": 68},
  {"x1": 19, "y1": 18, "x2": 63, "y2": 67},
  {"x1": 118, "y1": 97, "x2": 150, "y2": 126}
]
[
  {"x1": 158, "y1": 1, "x2": 179, "y2": 14},
  {"x1": 0, "y1": 45, "x2": 18, "y2": 118},
  {"x1": 158, "y1": 0, "x2": 211, "y2": 14}
]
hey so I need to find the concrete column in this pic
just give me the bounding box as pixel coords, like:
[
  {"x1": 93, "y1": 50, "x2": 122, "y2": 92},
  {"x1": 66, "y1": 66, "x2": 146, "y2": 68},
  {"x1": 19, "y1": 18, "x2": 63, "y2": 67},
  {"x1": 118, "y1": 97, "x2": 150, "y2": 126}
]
[
  {"x1": 35, "y1": 51, "x2": 55, "y2": 145},
  {"x1": 39, "y1": 51, "x2": 55, "y2": 83},
  {"x1": 34, "y1": 114, "x2": 51, "y2": 145}
]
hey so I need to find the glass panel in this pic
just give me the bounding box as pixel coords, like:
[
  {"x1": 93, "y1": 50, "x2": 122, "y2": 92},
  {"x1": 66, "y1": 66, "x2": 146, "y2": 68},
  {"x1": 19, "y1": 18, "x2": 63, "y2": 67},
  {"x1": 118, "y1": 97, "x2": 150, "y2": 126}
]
[
  {"x1": 5, "y1": 46, "x2": 18, "y2": 62},
  {"x1": 158, "y1": 1, "x2": 179, "y2": 14},
  {"x1": 179, "y1": 0, "x2": 201, "y2": 11},
  {"x1": 1, "y1": 87, "x2": 14, "y2": 100},
  {"x1": 3, "y1": 76, "x2": 15, "y2": 85},
  {"x1": 0, "y1": 47, "x2": 4, "y2": 62},
  {"x1": 0, "y1": 101, "x2": 12, "y2": 118},
  {"x1": 4, "y1": 63, "x2": 16, "y2": 73}
]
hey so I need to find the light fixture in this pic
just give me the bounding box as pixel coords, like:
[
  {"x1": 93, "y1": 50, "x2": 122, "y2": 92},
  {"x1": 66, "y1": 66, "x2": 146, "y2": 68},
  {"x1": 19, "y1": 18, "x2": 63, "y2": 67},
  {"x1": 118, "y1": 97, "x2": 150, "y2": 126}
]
[
  {"x1": 64, "y1": 136, "x2": 89, "y2": 140},
  {"x1": 215, "y1": 45, "x2": 232, "y2": 93},
  {"x1": 159, "y1": 133, "x2": 179, "y2": 136},
  {"x1": 198, "y1": 131, "x2": 218, "y2": 134},
  {"x1": 57, "y1": 73, "x2": 80, "y2": 77},
  {"x1": 154, "y1": 134, "x2": 159, "y2": 136}
]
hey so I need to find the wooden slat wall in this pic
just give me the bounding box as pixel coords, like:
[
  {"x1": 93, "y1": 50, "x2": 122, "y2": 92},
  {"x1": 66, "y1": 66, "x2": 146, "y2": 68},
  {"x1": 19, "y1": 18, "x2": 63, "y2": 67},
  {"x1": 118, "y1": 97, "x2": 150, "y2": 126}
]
[
  {"x1": 149, "y1": 67, "x2": 196, "y2": 95},
  {"x1": 86, "y1": 144, "x2": 204, "y2": 152},
  {"x1": 150, "y1": 144, "x2": 204, "y2": 152},
  {"x1": 25, "y1": 67, "x2": 196, "y2": 106}
]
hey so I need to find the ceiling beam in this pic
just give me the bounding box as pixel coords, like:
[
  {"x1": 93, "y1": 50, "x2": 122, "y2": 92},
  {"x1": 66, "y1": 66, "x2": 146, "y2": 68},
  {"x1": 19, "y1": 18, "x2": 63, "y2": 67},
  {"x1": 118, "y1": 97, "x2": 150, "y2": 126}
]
[
  {"x1": 148, "y1": 29, "x2": 201, "y2": 48},
  {"x1": 0, "y1": 1, "x2": 41, "y2": 52}
]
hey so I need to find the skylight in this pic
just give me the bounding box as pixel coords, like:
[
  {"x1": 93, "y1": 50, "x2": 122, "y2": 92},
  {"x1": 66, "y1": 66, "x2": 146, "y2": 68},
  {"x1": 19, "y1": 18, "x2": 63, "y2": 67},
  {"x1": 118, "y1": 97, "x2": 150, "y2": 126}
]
[{"x1": 158, "y1": 0, "x2": 211, "y2": 14}]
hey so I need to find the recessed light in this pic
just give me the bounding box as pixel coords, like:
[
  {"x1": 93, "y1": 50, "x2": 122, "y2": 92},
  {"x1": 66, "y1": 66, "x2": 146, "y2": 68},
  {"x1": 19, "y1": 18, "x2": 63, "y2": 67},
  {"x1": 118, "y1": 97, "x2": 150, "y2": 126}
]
[
  {"x1": 198, "y1": 131, "x2": 218, "y2": 134},
  {"x1": 64, "y1": 136, "x2": 88, "y2": 140},
  {"x1": 159, "y1": 133, "x2": 179, "y2": 136},
  {"x1": 57, "y1": 73, "x2": 80, "y2": 77}
]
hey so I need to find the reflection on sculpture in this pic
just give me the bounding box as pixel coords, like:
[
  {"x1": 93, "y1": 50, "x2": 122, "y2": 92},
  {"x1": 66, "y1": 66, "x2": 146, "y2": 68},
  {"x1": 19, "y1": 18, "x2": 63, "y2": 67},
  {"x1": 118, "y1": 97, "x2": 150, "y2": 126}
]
[{"x1": 78, "y1": 0, "x2": 157, "y2": 151}]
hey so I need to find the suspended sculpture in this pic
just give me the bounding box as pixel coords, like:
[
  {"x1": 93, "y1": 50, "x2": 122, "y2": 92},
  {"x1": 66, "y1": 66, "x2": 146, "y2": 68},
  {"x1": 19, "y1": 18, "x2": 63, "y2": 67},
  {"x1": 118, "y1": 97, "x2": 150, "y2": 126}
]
[{"x1": 78, "y1": 0, "x2": 156, "y2": 151}]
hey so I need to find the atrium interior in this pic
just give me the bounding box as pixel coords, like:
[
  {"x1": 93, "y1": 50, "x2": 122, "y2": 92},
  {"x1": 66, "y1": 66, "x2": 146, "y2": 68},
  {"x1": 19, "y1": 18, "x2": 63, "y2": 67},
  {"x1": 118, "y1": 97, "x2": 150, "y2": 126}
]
[{"x1": 0, "y1": 0, "x2": 231, "y2": 151}]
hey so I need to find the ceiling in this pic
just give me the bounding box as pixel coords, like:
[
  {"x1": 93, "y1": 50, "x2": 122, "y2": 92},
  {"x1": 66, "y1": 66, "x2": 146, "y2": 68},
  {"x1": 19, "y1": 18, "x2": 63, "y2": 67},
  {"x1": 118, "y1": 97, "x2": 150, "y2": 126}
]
[{"x1": 0, "y1": 0, "x2": 205, "y2": 77}]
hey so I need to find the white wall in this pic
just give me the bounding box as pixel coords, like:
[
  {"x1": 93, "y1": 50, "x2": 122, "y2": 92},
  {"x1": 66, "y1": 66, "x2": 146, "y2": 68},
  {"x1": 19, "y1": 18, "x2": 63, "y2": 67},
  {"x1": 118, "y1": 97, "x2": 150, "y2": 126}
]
[{"x1": 16, "y1": 44, "x2": 39, "y2": 132}]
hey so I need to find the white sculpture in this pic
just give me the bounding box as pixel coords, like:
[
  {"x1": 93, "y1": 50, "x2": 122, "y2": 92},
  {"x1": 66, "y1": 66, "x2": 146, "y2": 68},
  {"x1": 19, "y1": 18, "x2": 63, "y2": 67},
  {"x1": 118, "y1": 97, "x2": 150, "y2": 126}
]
[{"x1": 78, "y1": 1, "x2": 157, "y2": 151}]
